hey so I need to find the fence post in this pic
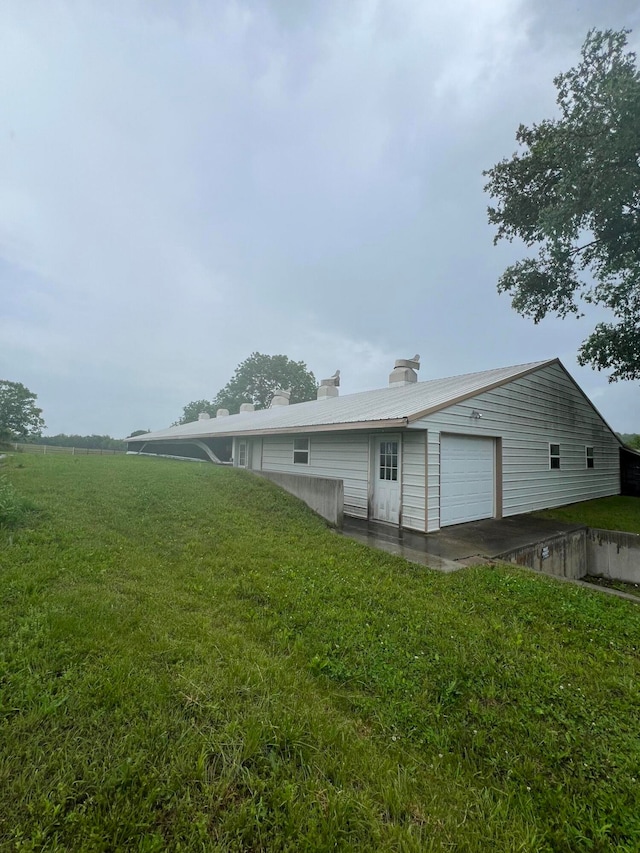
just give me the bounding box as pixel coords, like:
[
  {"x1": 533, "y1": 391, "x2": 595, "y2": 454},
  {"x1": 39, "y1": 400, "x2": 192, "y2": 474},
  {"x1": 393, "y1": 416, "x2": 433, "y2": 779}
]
[{"x1": 43, "y1": 445, "x2": 46, "y2": 455}]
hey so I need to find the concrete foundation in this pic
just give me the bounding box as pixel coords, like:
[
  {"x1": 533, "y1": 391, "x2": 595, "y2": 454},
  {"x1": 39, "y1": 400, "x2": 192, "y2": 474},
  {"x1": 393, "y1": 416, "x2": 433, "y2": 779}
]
[
  {"x1": 257, "y1": 471, "x2": 344, "y2": 528},
  {"x1": 500, "y1": 526, "x2": 640, "y2": 586},
  {"x1": 587, "y1": 528, "x2": 640, "y2": 585},
  {"x1": 499, "y1": 529, "x2": 588, "y2": 580}
]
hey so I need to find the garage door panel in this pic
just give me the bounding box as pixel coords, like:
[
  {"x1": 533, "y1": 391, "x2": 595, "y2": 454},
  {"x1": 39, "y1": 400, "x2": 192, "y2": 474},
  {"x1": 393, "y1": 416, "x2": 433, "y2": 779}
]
[{"x1": 441, "y1": 435, "x2": 494, "y2": 526}]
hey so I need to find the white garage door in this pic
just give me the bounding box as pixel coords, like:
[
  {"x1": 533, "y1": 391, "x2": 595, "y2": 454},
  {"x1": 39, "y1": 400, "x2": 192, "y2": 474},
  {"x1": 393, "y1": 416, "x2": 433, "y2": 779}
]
[{"x1": 440, "y1": 435, "x2": 495, "y2": 527}]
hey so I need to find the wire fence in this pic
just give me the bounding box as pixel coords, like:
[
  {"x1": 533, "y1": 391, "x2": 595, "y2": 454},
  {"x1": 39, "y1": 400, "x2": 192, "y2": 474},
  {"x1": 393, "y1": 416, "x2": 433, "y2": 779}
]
[{"x1": 11, "y1": 443, "x2": 126, "y2": 456}]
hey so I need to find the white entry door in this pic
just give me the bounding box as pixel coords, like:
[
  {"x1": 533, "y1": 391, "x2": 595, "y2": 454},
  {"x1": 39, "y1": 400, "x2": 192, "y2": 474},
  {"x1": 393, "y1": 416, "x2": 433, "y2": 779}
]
[
  {"x1": 373, "y1": 435, "x2": 401, "y2": 524},
  {"x1": 440, "y1": 434, "x2": 495, "y2": 527}
]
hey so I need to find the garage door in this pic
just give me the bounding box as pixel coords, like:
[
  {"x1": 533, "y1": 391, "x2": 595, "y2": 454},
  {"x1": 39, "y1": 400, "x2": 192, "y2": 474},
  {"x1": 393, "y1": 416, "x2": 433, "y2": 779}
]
[{"x1": 440, "y1": 435, "x2": 494, "y2": 527}]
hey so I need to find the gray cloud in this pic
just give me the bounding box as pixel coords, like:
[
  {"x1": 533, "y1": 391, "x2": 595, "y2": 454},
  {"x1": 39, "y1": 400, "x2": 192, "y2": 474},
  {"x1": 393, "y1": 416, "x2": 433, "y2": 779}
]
[{"x1": 1, "y1": 0, "x2": 638, "y2": 436}]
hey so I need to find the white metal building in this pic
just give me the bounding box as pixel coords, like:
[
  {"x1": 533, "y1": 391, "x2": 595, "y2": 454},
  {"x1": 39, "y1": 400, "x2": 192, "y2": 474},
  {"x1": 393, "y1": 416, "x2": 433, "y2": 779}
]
[{"x1": 127, "y1": 358, "x2": 621, "y2": 532}]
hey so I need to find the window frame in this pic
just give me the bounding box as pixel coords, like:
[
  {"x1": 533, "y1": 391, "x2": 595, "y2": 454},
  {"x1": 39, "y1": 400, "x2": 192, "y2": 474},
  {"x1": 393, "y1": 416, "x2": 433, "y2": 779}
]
[
  {"x1": 586, "y1": 446, "x2": 594, "y2": 469},
  {"x1": 379, "y1": 439, "x2": 399, "y2": 482},
  {"x1": 549, "y1": 443, "x2": 561, "y2": 470},
  {"x1": 293, "y1": 437, "x2": 309, "y2": 465},
  {"x1": 237, "y1": 441, "x2": 247, "y2": 468}
]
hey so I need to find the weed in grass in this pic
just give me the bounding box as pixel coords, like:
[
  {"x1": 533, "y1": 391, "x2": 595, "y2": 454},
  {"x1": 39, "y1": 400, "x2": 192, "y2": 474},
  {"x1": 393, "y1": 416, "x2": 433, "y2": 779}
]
[{"x1": 0, "y1": 473, "x2": 34, "y2": 532}]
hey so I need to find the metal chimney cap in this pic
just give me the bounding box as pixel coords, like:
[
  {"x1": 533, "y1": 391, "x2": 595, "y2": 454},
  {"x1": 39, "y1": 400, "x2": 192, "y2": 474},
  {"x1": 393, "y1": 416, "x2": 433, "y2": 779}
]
[{"x1": 394, "y1": 354, "x2": 420, "y2": 370}]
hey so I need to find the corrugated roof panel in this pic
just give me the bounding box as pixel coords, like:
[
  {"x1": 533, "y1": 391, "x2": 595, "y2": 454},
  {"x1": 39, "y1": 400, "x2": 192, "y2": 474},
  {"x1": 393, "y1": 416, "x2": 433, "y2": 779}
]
[{"x1": 129, "y1": 359, "x2": 554, "y2": 441}]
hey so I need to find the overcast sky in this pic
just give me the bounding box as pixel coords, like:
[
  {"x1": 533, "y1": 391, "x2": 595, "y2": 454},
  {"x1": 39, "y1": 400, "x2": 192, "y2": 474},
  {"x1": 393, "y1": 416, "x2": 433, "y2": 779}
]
[{"x1": 2, "y1": 0, "x2": 639, "y2": 437}]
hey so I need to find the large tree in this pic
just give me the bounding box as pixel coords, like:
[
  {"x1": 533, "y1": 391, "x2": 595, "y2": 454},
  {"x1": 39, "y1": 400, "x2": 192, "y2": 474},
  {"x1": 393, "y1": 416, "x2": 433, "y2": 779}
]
[
  {"x1": 178, "y1": 353, "x2": 317, "y2": 423},
  {"x1": 176, "y1": 399, "x2": 217, "y2": 426},
  {"x1": 0, "y1": 380, "x2": 46, "y2": 440},
  {"x1": 214, "y1": 353, "x2": 317, "y2": 412},
  {"x1": 484, "y1": 29, "x2": 640, "y2": 381}
]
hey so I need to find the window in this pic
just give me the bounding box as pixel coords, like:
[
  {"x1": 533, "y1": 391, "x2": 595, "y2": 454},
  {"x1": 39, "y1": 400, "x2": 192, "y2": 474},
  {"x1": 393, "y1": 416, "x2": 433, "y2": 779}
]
[
  {"x1": 549, "y1": 443, "x2": 560, "y2": 470},
  {"x1": 238, "y1": 441, "x2": 247, "y2": 467},
  {"x1": 293, "y1": 437, "x2": 309, "y2": 464},
  {"x1": 379, "y1": 440, "x2": 398, "y2": 481},
  {"x1": 586, "y1": 446, "x2": 594, "y2": 469}
]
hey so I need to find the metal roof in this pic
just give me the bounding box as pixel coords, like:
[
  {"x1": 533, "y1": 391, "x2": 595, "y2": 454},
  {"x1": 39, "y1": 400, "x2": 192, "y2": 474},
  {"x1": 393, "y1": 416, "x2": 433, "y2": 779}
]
[{"x1": 129, "y1": 359, "x2": 556, "y2": 442}]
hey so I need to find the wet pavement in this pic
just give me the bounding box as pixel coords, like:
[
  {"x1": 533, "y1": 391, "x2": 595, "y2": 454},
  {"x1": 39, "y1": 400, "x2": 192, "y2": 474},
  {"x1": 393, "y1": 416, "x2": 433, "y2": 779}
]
[{"x1": 342, "y1": 515, "x2": 584, "y2": 572}]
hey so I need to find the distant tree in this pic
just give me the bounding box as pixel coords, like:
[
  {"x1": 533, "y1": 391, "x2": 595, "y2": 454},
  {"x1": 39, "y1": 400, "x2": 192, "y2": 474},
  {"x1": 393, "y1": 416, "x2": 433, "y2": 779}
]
[
  {"x1": 38, "y1": 434, "x2": 126, "y2": 450},
  {"x1": 0, "y1": 380, "x2": 45, "y2": 440},
  {"x1": 127, "y1": 429, "x2": 151, "y2": 438},
  {"x1": 213, "y1": 353, "x2": 317, "y2": 412},
  {"x1": 484, "y1": 29, "x2": 640, "y2": 381},
  {"x1": 176, "y1": 399, "x2": 217, "y2": 426}
]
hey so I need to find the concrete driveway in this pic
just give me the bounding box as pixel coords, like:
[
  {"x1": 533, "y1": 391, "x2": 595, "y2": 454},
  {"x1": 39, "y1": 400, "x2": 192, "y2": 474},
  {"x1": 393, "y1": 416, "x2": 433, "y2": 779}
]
[{"x1": 342, "y1": 515, "x2": 584, "y2": 572}]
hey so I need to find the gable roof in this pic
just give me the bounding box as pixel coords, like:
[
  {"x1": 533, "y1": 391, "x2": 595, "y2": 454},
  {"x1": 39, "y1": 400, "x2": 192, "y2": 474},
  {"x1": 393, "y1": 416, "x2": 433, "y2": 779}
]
[{"x1": 129, "y1": 358, "x2": 562, "y2": 442}]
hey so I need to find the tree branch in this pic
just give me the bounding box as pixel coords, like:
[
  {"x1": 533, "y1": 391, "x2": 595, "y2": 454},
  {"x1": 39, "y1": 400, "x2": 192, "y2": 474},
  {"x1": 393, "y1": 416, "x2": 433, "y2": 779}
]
[{"x1": 568, "y1": 240, "x2": 600, "y2": 257}]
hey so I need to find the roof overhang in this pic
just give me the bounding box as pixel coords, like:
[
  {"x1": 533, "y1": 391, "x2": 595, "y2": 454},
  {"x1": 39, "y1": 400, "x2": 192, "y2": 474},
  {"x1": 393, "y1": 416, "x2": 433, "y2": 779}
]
[
  {"x1": 129, "y1": 357, "x2": 620, "y2": 446},
  {"x1": 127, "y1": 417, "x2": 410, "y2": 442}
]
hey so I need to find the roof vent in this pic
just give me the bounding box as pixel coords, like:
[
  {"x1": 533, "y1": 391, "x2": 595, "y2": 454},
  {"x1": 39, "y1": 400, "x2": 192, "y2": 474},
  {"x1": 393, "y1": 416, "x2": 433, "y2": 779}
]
[
  {"x1": 389, "y1": 354, "x2": 420, "y2": 387},
  {"x1": 198, "y1": 412, "x2": 211, "y2": 420},
  {"x1": 317, "y1": 369, "x2": 340, "y2": 400},
  {"x1": 239, "y1": 403, "x2": 255, "y2": 413},
  {"x1": 270, "y1": 388, "x2": 291, "y2": 407},
  {"x1": 216, "y1": 408, "x2": 230, "y2": 417}
]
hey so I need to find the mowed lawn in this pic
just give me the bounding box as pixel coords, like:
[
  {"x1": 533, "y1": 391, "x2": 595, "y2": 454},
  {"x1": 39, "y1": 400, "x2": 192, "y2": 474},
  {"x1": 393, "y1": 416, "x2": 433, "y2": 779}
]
[
  {"x1": 1, "y1": 456, "x2": 639, "y2": 852},
  {"x1": 534, "y1": 495, "x2": 640, "y2": 535}
]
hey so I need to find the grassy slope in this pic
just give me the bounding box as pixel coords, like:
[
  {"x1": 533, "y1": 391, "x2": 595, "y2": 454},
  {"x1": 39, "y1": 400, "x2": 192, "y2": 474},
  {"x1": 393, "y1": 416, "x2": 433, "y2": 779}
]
[
  {"x1": 534, "y1": 496, "x2": 640, "y2": 534},
  {"x1": 1, "y1": 455, "x2": 639, "y2": 852}
]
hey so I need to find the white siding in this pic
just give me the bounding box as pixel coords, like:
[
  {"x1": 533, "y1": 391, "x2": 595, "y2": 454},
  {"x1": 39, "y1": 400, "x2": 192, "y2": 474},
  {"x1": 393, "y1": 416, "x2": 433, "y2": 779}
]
[
  {"x1": 427, "y1": 431, "x2": 440, "y2": 533},
  {"x1": 251, "y1": 438, "x2": 262, "y2": 470},
  {"x1": 401, "y1": 430, "x2": 426, "y2": 532},
  {"x1": 261, "y1": 432, "x2": 370, "y2": 518},
  {"x1": 413, "y1": 362, "x2": 620, "y2": 530}
]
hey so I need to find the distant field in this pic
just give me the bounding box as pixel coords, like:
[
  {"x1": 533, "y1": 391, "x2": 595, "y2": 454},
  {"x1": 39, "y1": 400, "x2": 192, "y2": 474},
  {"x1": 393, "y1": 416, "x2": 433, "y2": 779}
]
[
  {"x1": 1, "y1": 454, "x2": 639, "y2": 852},
  {"x1": 534, "y1": 495, "x2": 640, "y2": 534}
]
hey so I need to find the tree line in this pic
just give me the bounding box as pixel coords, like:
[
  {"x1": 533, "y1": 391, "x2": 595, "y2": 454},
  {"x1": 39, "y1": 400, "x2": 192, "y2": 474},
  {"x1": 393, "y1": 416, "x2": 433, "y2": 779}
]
[
  {"x1": 620, "y1": 434, "x2": 640, "y2": 451},
  {"x1": 0, "y1": 380, "x2": 130, "y2": 448},
  {"x1": 30, "y1": 434, "x2": 127, "y2": 451},
  {"x1": 0, "y1": 355, "x2": 317, "y2": 445}
]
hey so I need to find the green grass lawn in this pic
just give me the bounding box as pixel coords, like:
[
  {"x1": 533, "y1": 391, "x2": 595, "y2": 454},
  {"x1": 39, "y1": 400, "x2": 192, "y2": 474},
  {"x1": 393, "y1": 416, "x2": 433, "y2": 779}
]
[
  {"x1": 534, "y1": 495, "x2": 640, "y2": 534},
  {"x1": 1, "y1": 455, "x2": 639, "y2": 852}
]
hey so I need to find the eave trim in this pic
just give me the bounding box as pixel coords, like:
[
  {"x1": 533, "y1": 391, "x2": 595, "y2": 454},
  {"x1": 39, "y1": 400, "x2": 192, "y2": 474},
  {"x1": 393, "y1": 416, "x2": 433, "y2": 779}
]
[{"x1": 127, "y1": 417, "x2": 410, "y2": 442}]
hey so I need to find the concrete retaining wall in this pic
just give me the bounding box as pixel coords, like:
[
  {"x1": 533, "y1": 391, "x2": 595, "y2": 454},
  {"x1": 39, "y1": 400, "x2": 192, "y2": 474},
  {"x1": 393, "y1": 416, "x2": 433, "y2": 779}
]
[
  {"x1": 500, "y1": 526, "x2": 640, "y2": 585},
  {"x1": 257, "y1": 471, "x2": 344, "y2": 528},
  {"x1": 500, "y1": 529, "x2": 588, "y2": 580},
  {"x1": 587, "y1": 528, "x2": 640, "y2": 584}
]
